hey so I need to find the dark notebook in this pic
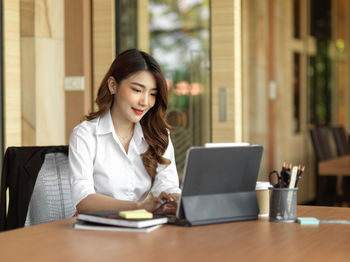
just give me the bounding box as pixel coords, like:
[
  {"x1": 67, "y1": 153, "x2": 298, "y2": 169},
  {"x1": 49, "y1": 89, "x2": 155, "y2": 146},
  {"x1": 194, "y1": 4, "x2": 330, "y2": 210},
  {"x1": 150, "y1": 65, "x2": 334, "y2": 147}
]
[
  {"x1": 169, "y1": 145, "x2": 263, "y2": 226},
  {"x1": 74, "y1": 221, "x2": 162, "y2": 232},
  {"x1": 77, "y1": 210, "x2": 168, "y2": 228}
]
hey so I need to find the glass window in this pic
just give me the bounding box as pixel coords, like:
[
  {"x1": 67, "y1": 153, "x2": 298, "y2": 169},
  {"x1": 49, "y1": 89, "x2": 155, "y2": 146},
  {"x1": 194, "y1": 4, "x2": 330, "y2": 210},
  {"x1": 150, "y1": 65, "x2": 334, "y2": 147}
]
[
  {"x1": 293, "y1": 0, "x2": 301, "y2": 39},
  {"x1": 115, "y1": 0, "x2": 138, "y2": 54},
  {"x1": 149, "y1": 0, "x2": 211, "y2": 179},
  {"x1": 308, "y1": 0, "x2": 332, "y2": 126}
]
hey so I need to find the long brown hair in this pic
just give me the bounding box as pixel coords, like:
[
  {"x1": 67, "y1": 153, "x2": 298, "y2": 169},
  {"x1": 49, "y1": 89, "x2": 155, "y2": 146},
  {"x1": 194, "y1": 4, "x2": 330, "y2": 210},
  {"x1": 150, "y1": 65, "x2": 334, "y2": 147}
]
[{"x1": 86, "y1": 49, "x2": 171, "y2": 179}]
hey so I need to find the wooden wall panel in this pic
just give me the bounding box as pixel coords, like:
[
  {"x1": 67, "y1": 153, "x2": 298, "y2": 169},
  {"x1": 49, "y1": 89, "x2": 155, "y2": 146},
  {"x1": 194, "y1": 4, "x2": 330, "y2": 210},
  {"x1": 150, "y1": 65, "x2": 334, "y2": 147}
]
[
  {"x1": 137, "y1": 0, "x2": 149, "y2": 52},
  {"x1": 21, "y1": 37, "x2": 35, "y2": 145},
  {"x1": 242, "y1": 0, "x2": 269, "y2": 179},
  {"x1": 243, "y1": 0, "x2": 316, "y2": 203},
  {"x1": 92, "y1": 0, "x2": 115, "y2": 104},
  {"x1": 35, "y1": 0, "x2": 63, "y2": 39},
  {"x1": 4, "y1": 0, "x2": 22, "y2": 148},
  {"x1": 347, "y1": 0, "x2": 350, "y2": 131},
  {"x1": 211, "y1": 0, "x2": 235, "y2": 142},
  {"x1": 242, "y1": 0, "x2": 251, "y2": 142},
  {"x1": 35, "y1": 38, "x2": 65, "y2": 145},
  {"x1": 20, "y1": 0, "x2": 34, "y2": 146},
  {"x1": 20, "y1": 0, "x2": 65, "y2": 146},
  {"x1": 65, "y1": 0, "x2": 84, "y2": 76},
  {"x1": 82, "y1": 1, "x2": 92, "y2": 115},
  {"x1": 20, "y1": 0, "x2": 34, "y2": 36},
  {"x1": 274, "y1": 0, "x2": 315, "y2": 203},
  {"x1": 65, "y1": 0, "x2": 92, "y2": 143}
]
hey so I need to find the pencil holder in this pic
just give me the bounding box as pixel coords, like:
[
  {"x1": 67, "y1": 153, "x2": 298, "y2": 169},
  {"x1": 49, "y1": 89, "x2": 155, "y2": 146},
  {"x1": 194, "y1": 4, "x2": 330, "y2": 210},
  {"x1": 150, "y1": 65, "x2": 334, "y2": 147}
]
[{"x1": 269, "y1": 187, "x2": 298, "y2": 223}]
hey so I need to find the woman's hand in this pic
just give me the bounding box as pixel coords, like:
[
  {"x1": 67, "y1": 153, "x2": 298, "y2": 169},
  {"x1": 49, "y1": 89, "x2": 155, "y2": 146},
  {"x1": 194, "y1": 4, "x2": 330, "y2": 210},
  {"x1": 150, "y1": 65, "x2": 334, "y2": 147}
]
[
  {"x1": 153, "y1": 201, "x2": 177, "y2": 215},
  {"x1": 142, "y1": 192, "x2": 180, "y2": 215},
  {"x1": 142, "y1": 197, "x2": 163, "y2": 213},
  {"x1": 158, "y1": 192, "x2": 180, "y2": 203},
  {"x1": 153, "y1": 192, "x2": 180, "y2": 215}
]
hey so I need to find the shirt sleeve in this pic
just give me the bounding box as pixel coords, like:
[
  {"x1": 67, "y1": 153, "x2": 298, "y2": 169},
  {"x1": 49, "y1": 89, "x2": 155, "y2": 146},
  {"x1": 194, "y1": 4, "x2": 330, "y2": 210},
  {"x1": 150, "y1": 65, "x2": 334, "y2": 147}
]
[
  {"x1": 151, "y1": 136, "x2": 181, "y2": 197},
  {"x1": 68, "y1": 125, "x2": 96, "y2": 208}
]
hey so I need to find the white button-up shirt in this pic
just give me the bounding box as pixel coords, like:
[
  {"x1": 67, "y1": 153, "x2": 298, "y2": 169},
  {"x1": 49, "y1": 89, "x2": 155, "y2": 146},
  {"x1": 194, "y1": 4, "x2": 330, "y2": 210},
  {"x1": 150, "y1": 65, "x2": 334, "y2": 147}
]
[{"x1": 68, "y1": 110, "x2": 181, "y2": 208}]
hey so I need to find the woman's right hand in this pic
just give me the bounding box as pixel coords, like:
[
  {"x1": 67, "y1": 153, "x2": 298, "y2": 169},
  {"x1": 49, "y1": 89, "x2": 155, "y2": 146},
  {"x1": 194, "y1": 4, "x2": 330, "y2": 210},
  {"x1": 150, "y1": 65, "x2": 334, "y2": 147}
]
[
  {"x1": 142, "y1": 196, "x2": 168, "y2": 213},
  {"x1": 143, "y1": 198, "x2": 177, "y2": 215},
  {"x1": 142, "y1": 192, "x2": 178, "y2": 215},
  {"x1": 153, "y1": 202, "x2": 177, "y2": 215}
]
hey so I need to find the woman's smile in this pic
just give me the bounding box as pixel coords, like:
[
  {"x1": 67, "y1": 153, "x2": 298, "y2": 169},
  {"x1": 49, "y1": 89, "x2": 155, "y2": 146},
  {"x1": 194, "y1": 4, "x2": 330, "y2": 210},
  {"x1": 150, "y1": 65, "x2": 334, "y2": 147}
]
[{"x1": 132, "y1": 107, "x2": 144, "y2": 115}]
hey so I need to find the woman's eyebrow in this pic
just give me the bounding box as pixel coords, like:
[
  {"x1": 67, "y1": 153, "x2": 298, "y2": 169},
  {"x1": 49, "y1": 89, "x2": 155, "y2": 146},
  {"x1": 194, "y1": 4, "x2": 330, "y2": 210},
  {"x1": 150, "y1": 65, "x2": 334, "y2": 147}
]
[
  {"x1": 131, "y1": 82, "x2": 157, "y2": 91},
  {"x1": 131, "y1": 82, "x2": 145, "y2": 88}
]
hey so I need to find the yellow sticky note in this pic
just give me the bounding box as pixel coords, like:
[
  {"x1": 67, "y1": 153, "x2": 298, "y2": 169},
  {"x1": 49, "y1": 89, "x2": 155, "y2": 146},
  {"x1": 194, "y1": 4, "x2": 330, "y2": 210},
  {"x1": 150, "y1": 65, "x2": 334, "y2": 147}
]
[{"x1": 119, "y1": 209, "x2": 153, "y2": 219}]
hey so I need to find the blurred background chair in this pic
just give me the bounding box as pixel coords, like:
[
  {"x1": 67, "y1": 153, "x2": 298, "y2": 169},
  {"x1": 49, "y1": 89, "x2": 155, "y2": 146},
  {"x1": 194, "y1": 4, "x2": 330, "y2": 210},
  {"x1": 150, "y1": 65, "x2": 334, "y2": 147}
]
[
  {"x1": 0, "y1": 146, "x2": 76, "y2": 231},
  {"x1": 310, "y1": 126, "x2": 338, "y2": 206},
  {"x1": 332, "y1": 126, "x2": 349, "y2": 156},
  {"x1": 332, "y1": 126, "x2": 350, "y2": 205}
]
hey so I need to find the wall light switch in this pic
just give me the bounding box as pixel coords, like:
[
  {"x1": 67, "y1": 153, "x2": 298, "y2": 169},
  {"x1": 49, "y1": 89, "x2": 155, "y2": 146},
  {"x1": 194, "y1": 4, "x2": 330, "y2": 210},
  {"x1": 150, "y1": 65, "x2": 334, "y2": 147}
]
[
  {"x1": 65, "y1": 76, "x2": 85, "y2": 91},
  {"x1": 269, "y1": 81, "x2": 277, "y2": 100}
]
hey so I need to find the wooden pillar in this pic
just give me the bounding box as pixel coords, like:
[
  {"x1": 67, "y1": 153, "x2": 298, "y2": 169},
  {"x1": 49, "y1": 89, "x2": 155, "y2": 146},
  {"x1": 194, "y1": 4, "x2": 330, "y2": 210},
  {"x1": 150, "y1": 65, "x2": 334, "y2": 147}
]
[
  {"x1": 4, "y1": 0, "x2": 21, "y2": 148},
  {"x1": 211, "y1": 0, "x2": 243, "y2": 142},
  {"x1": 347, "y1": 0, "x2": 350, "y2": 131},
  {"x1": 268, "y1": 0, "x2": 275, "y2": 170},
  {"x1": 92, "y1": 0, "x2": 115, "y2": 106},
  {"x1": 20, "y1": 0, "x2": 65, "y2": 146},
  {"x1": 64, "y1": 0, "x2": 92, "y2": 142},
  {"x1": 137, "y1": 0, "x2": 149, "y2": 52}
]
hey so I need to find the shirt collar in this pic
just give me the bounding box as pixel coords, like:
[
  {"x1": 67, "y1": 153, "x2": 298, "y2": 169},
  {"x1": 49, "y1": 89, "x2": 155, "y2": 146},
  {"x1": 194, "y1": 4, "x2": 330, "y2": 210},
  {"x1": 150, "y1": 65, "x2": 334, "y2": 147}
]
[
  {"x1": 96, "y1": 110, "x2": 114, "y2": 135},
  {"x1": 96, "y1": 110, "x2": 145, "y2": 145}
]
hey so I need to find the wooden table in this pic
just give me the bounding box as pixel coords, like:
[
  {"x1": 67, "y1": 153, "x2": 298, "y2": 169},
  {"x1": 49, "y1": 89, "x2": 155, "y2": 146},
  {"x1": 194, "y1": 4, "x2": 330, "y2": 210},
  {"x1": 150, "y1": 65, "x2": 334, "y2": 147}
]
[
  {"x1": 318, "y1": 155, "x2": 350, "y2": 176},
  {"x1": 0, "y1": 206, "x2": 350, "y2": 261}
]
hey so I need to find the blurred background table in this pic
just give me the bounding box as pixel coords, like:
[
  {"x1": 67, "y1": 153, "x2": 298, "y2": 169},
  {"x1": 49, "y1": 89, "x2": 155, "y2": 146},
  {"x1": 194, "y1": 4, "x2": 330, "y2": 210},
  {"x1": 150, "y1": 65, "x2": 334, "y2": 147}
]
[{"x1": 318, "y1": 155, "x2": 350, "y2": 176}]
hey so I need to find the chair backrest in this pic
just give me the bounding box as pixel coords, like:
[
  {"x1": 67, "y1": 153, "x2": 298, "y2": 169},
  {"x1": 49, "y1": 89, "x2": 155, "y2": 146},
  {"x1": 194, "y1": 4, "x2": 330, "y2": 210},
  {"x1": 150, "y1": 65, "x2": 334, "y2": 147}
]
[
  {"x1": 331, "y1": 126, "x2": 349, "y2": 156},
  {"x1": 0, "y1": 146, "x2": 75, "y2": 231},
  {"x1": 309, "y1": 126, "x2": 333, "y2": 161},
  {"x1": 24, "y1": 152, "x2": 76, "y2": 227}
]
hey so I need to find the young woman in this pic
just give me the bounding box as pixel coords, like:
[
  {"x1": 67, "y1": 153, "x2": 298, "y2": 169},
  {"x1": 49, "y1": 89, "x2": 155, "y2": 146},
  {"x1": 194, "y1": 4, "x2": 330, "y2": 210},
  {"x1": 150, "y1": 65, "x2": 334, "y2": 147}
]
[{"x1": 69, "y1": 49, "x2": 181, "y2": 215}]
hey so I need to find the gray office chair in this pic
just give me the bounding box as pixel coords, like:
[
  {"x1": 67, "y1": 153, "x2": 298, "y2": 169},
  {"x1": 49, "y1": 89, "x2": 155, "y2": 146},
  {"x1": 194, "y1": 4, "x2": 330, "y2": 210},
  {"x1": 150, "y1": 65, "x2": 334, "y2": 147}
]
[
  {"x1": 0, "y1": 146, "x2": 76, "y2": 231},
  {"x1": 24, "y1": 152, "x2": 76, "y2": 226}
]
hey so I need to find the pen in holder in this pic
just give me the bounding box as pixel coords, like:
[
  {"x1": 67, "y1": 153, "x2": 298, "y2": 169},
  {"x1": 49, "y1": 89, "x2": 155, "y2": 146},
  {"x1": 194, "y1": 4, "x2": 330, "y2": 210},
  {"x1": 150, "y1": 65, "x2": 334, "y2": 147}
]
[{"x1": 269, "y1": 187, "x2": 298, "y2": 223}]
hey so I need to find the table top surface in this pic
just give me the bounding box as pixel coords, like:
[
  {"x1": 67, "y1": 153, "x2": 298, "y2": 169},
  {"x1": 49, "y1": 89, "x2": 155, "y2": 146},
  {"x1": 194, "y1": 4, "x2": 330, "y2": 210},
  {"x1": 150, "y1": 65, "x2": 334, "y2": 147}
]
[
  {"x1": 318, "y1": 155, "x2": 350, "y2": 176},
  {"x1": 1, "y1": 206, "x2": 350, "y2": 262}
]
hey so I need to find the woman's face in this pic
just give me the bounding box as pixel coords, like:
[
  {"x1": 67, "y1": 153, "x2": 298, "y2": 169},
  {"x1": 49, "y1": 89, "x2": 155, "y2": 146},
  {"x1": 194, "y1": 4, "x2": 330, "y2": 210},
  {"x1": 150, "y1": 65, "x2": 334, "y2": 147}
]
[{"x1": 109, "y1": 71, "x2": 158, "y2": 124}]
